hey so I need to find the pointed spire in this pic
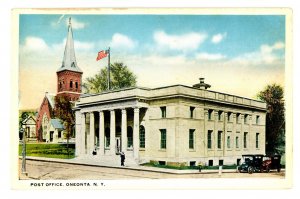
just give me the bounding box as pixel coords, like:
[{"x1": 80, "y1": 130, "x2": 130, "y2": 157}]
[{"x1": 57, "y1": 17, "x2": 82, "y2": 73}]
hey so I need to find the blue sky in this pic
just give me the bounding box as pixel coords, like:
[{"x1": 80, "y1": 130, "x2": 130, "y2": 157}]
[{"x1": 19, "y1": 14, "x2": 286, "y2": 109}]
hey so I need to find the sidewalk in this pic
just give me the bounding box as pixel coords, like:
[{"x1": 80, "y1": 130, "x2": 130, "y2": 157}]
[{"x1": 21, "y1": 156, "x2": 237, "y2": 174}]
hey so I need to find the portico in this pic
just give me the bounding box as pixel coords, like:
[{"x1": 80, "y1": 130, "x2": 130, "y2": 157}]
[{"x1": 75, "y1": 94, "x2": 148, "y2": 163}]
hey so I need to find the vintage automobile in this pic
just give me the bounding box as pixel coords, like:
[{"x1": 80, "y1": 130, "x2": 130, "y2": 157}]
[
  {"x1": 261, "y1": 155, "x2": 281, "y2": 172},
  {"x1": 237, "y1": 154, "x2": 264, "y2": 174}
]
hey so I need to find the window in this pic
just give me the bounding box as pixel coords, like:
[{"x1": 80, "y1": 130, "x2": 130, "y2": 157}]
[
  {"x1": 244, "y1": 114, "x2": 248, "y2": 124},
  {"x1": 227, "y1": 136, "x2": 231, "y2": 148},
  {"x1": 190, "y1": 161, "x2": 196, "y2": 167},
  {"x1": 256, "y1": 116, "x2": 260, "y2": 125},
  {"x1": 75, "y1": 82, "x2": 78, "y2": 89},
  {"x1": 236, "y1": 136, "x2": 239, "y2": 148},
  {"x1": 58, "y1": 131, "x2": 61, "y2": 138},
  {"x1": 208, "y1": 160, "x2": 213, "y2": 166},
  {"x1": 218, "y1": 111, "x2": 222, "y2": 121},
  {"x1": 256, "y1": 133, "x2": 259, "y2": 148},
  {"x1": 219, "y1": 160, "x2": 224, "y2": 166},
  {"x1": 105, "y1": 128, "x2": 110, "y2": 147},
  {"x1": 227, "y1": 112, "x2": 232, "y2": 122},
  {"x1": 190, "y1": 106, "x2": 195, "y2": 118},
  {"x1": 160, "y1": 106, "x2": 166, "y2": 118},
  {"x1": 208, "y1": 109, "x2": 213, "y2": 120},
  {"x1": 59, "y1": 82, "x2": 62, "y2": 89},
  {"x1": 160, "y1": 129, "x2": 167, "y2": 149},
  {"x1": 207, "y1": 130, "x2": 213, "y2": 149},
  {"x1": 127, "y1": 126, "x2": 133, "y2": 148},
  {"x1": 189, "y1": 129, "x2": 195, "y2": 149},
  {"x1": 236, "y1": 113, "x2": 240, "y2": 123},
  {"x1": 218, "y1": 131, "x2": 222, "y2": 149},
  {"x1": 139, "y1": 125, "x2": 145, "y2": 148},
  {"x1": 244, "y1": 132, "x2": 248, "y2": 148},
  {"x1": 70, "y1": 80, "x2": 73, "y2": 88}
]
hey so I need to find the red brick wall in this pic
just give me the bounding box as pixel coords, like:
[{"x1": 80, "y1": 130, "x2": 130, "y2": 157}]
[
  {"x1": 57, "y1": 70, "x2": 82, "y2": 94},
  {"x1": 35, "y1": 97, "x2": 52, "y2": 141}
]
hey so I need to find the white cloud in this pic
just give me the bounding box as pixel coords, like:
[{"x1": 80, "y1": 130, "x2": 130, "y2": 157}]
[
  {"x1": 196, "y1": 52, "x2": 226, "y2": 60},
  {"x1": 211, "y1": 33, "x2": 227, "y2": 44},
  {"x1": 110, "y1": 33, "x2": 137, "y2": 50},
  {"x1": 153, "y1": 30, "x2": 207, "y2": 51},
  {"x1": 22, "y1": 37, "x2": 49, "y2": 51},
  {"x1": 236, "y1": 41, "x2": 285, "y2": 64}
]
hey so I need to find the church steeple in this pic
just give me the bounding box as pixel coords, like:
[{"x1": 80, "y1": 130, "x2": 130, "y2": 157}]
[
  {"x1": 56, "y1": 17, "x2": 83, "y2": 101},
  {"x1": 57, "y1": 17, "x2": 82, "y2": 73}
]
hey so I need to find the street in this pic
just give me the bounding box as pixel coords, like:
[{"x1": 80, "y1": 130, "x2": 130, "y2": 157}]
[{"x1": 19, "y1": 160, "x2": 285, "y2": 180}]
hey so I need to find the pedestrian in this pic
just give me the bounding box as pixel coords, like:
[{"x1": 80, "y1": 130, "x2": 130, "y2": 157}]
[
  {"x1": 120, "y1": 152, "x2": 125, "y2": 166},
  {"x1": 198, "y1": 162, "x2": 203, "y2": 172}
]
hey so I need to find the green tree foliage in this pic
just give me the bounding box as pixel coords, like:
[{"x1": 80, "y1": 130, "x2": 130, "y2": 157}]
[
  {"x1": 54, "y1": 95, "x2": 75, "y2": 156},
  {"x1": 83, "y1": 62, "x2": 137, "y2": 93},
  {"x1": 257, "y1": 84, "x2": 285, "y2": 155}
]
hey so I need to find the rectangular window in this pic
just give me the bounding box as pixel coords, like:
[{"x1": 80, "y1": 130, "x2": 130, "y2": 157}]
[
  {"x1": 208, "y1": 109, "x2": 213, "y2": 120},
  {"x1": 218, "y1": 111, "x2": 222, "y2": 121},
  {"x1": 208, "y1": 160, "x2": 213, "y2": 166},
  {"x1": 236, "y1": 113, "x2": 240, "y2": 123},
  {"x1": 236, "y1": 136, "x2": 239, "y2": 148},
  {"x1": 244, "y1": 114, "x2": 248, "y2": 124},
  {"x1": 58, "y1": 131, "x2": 61, "y2": 138},
  {"x1": 218, "y1": 131, "x2": 222, "y2": 149},
  {"x1": 190, "y1": 106, "x2": 195, "y2": 118},
  {"x1": 207, "y1": 130, "x2": 212, "y2": 149},
  {"x1": 227, "y1": 136, "x2": 231, "y2": 148},
  {"x1": 219, "y1": 160, "x2": 224, "y2": 166},
  {"x1": 256, "y1": 133, "x2": 259, "y2": 148},
  {"x1": 189, "y1": 129, "x2": 195, "y2": 149},
  {"x1": 75, "y1": 82, "x2": 78, "y2": 89},
  {"x1": 256, "y1": 115, "x2": 260, "y2": 125},
  {"x1": 70, "y1": 80, "x2": 73, "y2": 88},
  {"x1": 244, "y1": 132, "x2": 248, "y2": 148},
  {"x1": 160, "y1": 129, "x2": 167, "y2": 149},
  {"x1": 227, "y1": 112, "x2": 232, "y2": 122},
  {"x1": 160, "y1": 106, "x2": 166, "y2": 118}
]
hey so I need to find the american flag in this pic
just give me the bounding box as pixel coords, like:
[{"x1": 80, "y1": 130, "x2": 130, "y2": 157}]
[{"x1": 96, "y1": 50, "x2": 109, "y2": 61}]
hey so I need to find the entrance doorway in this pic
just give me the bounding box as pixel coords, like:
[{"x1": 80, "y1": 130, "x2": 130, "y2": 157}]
[{"x1": 115, "y1": 137, "x2": 121, "y2": 154}]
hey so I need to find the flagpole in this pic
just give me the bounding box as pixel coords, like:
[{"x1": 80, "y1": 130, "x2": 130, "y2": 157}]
[{"x1": 107, "y1": 47, "x2": 110, "y2": 90}]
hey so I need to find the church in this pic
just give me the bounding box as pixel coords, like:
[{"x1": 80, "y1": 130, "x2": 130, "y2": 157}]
[
  {"x1": 74, "y1": 79, "x2": 266, "y2": 167},
  {"x1": 35, "y1": 18, "x2": 83, "y2": 143}
]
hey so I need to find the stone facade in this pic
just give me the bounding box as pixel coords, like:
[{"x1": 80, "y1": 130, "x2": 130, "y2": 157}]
[{"x1": 74, "y1": 85, "x2": 266, "y2": 166}]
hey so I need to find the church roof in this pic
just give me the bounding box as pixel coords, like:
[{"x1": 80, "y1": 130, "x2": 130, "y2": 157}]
[
  {"x1": 57, "y1": 18, "x2": 82, "y2": 73},
  {"x1": 50, "y1": 119, "x2": 65, "y2": 130},
  {"x1": 45, "y1": 92, "x2": 56, "y2": 109}
]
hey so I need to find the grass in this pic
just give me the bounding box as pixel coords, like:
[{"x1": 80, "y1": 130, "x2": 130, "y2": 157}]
[{"x1": 19, "y1": 143, "x2": 75, "y2": 159}]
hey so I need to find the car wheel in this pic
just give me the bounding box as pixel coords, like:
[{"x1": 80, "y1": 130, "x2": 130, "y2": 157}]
[{"x1": 248, "y1": 166, "x2": 254, "y2": 174}]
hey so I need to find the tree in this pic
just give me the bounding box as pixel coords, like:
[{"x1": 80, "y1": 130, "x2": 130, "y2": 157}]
[
  {"x1": 54, "y1": 95, "x2": 75, "y2": 157},
  {"x1": 257, "y1": 84, "x2": 285, "y2": 155},
  {"x1": 83, "y1": 62, "x2": 137, "y2": 94}
]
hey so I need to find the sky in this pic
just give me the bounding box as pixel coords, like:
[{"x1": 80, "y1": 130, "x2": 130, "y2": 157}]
[{"x1": 19, "y1": 14, "x2": 286, "y2": 110}]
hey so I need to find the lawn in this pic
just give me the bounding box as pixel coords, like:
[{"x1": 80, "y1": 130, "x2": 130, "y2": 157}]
[{"x1": 19, "y1": 143, "x2": 75, "y2": 159}]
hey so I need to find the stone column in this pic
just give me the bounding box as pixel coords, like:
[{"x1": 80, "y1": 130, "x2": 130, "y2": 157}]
[
  {"x1": 121, "y1": 109, "x2": 127, "y2": 153},
  {"x1": 133, "y1": 108, "x2": 140, "y2": 159},
  {"x1": 89, "y1": 112, "x2": 95, "y2": 154},
  {"x1": 81, "y1": 113, "x2": 86, "y2": 155},
  {"x1": 110, "y1": 110, "x2": 116, "y2": 155},
  {"x1": 204, "y1": 109, "x2": 208, "y2": 157},
  {"x1": 99, "y1": 110, "x2": 105, "y2": 155},
  {"x1": 75, "y1": 111, "x2": 81, "y2": 156}
]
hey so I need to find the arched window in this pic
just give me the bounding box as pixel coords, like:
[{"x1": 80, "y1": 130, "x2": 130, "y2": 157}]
[
  {"x1": 70, "y1": 80, "x2": 73, "y2": 88},
  {"x1": 127, "y1": 126, "x2": 133, "y2": 148},
  {"x1": 105, "y1": 127, "x2": 110, "y2": 147},
  {"x1": 139, "y1": 125, "x2": 145, "y2": 148},
  {"x1": 59, "y1": 82, "x2": 62, "y2": 90},
  {"x1": 75, "y1": 82, "x2": 78, "y2": 89}
]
